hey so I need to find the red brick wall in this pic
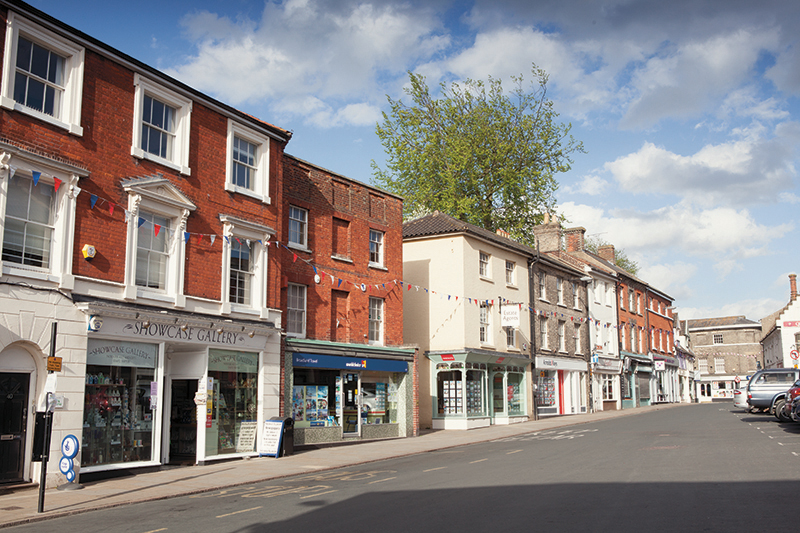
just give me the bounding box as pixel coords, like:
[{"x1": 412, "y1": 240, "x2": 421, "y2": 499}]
[
  {"x1": 281, "y1": 156, "x2": 404, "y2": 347},
  {"x1": 1, "y1": 26, "x2": 286, "y2": 306}
]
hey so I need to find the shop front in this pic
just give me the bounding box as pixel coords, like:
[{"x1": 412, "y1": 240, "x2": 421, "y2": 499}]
[
  {"x1": 535, "y1": 356, "x2": 588, "y2": 416},
  {"x1": 653, "y1": 355, "x2": 680, "y2": 403},
  {"x1": 591, "y1": 356, "x2": 623, "y2": 411},
  {"x1": 79, "y1": 303, "x2": 281, "y2": 475},
  {"x1": 429, "y1": 352, "x2": 530, "y2": 430},
  {"x1": 621, "y1": 353, "x2": 653, "y2": 409},
  {"x1": 286, "y1": 339, "x2": 415, "y2": 445}
]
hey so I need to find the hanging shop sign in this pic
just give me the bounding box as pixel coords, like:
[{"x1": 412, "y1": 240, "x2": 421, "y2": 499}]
[
  {"x1": 501, "y1": 305, "x2": 520, "y2": 327},
  {"x1": 292, "y1": 353, "x2": 408, "y2": 373}
]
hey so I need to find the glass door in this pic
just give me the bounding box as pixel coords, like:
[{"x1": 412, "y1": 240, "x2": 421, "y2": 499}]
[{"x1": 342, "y1": 373, "x2": 361, "y2": 436}]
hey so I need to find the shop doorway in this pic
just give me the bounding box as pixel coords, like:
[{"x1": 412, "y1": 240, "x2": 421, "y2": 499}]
[
  {"x1": 169, "y1": 379, "x2": 198, "y2": 465},
  {"x1": 342, "y1": 373, "x2": 361, "y2": 436},
  {"x1": 0, "y1": 372, "x2": 29, "y2": 483},
  {"x1": 491, "y1": 373, "x2": 505, "y2": 415}
]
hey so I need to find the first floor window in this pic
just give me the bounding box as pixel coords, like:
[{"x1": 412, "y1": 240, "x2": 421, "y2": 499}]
[
  {"x1": 558, "y1": 321, "x2": 566, "y2": 351},
  {"x1": 231, "y1": 135, "x2": 257, "y2": 190},
  {"x1": 480, "y1": 303, "x2": 490, "y2": 343},
  {"x1": 574, "y1": 324, "x2": 581, "y2": 354},
  {"x1": 14, "y1": 36, "x2": 65, "y2": 118},
  {"x1": 2, "y1": 173, "x2": 54, "y2": 268},
  {"x1": 289, "y1": 206, "x2": 308, "y2": 247},
  {"x1": 229, "y1": 238, "x2": 252, "y2": 305},
  {"x1": 505, "y1": 261, "x2": 515, "y2": 284},
  {"x1": 699, "y1": 359, "x2": 709, "y2": 373},
  {"x1": 479, "y1": 252, "x2": 490, "y2": 277},
  {"x1": 141, "y1": 94, "x2": 175, "y2": 160},
  {"x1": 602, "y1": 375, "x2": 616, "y2": 400},
  {"x1": 287, "y1": 284, "x2": 307, "y2": 336},
  {"x1": 540, "y1": 316, "x2": 549, "y2": 350},
  {"x1": 369, "y1": 229, "x2": 384, "y2": 266},
  {"x1": 505, "y1": 327, "x2": 515, "y2": 348},
  {"x1": 369, "y1": 297, "x2": 384, "y2": 344},
  {"x1": 135, "y1": 211, "x2": 170, "y2": 290},
  {"x1": 715, "y1": 358, "x2": 725, "y2": 373}
]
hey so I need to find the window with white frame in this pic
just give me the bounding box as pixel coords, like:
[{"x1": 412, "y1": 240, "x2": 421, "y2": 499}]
[
  {"x1": 602, "y1": 375, "x2": 616, "y2": 400},
  {"x1": 368, "y1": 297, "x2": 384, "y2": 345},
  {"x1": 505, "y1": 326, "x2": 515, "y2": 348},
  {"x1": 505, "y1": 260, "x2": 515, "y2": 285},
  {"x1": 287, "y1": 283, "x2": 307, "y2": 337},
  {"x1": 219, "y1": 215, "x2": 273, "y2": 316},
  {"x1": 288, "y1": 206, "x2": 308, "y2": 248},
  {"x1": 0, "y1": 154, "x2": 81, "y2": 286},
  {"x1": 480, "y1": 302, "x2": 491, "y2": 343},
  {"x1": 369, "y1": 229, "x2": 384, "y2": 267},
  {"x1": 479, "y1": 252, "x2": 490, "y2": 278},
  {"x1": 557, "y1": 277, "x2": 564, "y2": 305},
  {"x1": 2, "y1": 173, "x2": 54, "y2": 269},
  {"x1": 574, "y1": 324, "x2": 581, "y2": 354},
  {"x1": 572, "y1": 281, "x2": 579, "y2": 308},
  {"x1": 620, "y1": 288, "x2": 625, "y2": 309},
  {"x1": 225, "y1": 120, "x2": 271, "y2": 203},
  {"x1": 1, "y1": 13, "x2": 85, "y2": 135},
  {"x1": 698, "y1": 359, "x2": 708, "y2": 373},
  {"x1": 135, "y1": 211, "x2": 170, "y2": 290},
  {"x1": 637, "y1": 293, "x2": 642, "y2": 314},
  {"x1": 714, "y1": 358, "x2": 725, "y2": 373},
  {"x1": 540, "y1": 316, "x2": 549, "y2": 350},
  {"x1": 123, "y1": 177, "x2": 196, "y2": 305},
  {"x1": 659, "y1": 330, "x2": 664, "y2": 351},
  {"x1": 131, "y1": 74, "x2": 192, "y2": 175},
  {"x1": 629, "y1": 289, "x2": 634, "y2": 311},
  {"x1": 539, "y1": 273, "x2": 546, "y2": 299},
  {"x1": 558, "y1": 320, "x2": 566, "y2": 352},
  {"x1": 606, "y1": 284, "x2": 613, "y2": 306},
  {"x1": 713, "y1": 334, "x2": 723, "y2": 345},
  {"x1": 593, "y1": 281, "x2": 601, "y2": 303},
  {"x1": 651, "y1": 328, "x2": 656, "y2": 350},
  {"x1": 228, "y1": 237, "x2": 253, "y2": 306}
]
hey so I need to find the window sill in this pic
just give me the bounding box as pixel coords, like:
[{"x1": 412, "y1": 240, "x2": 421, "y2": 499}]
[
  {"x1": 288, "y1": 242, "x2": 311, "y2": 254},
  {"x1": 131, "y1": 146, "x2": 190, "y2": 176},
  {"x1": 368, "y1": 262, "x2": 387, "y2": 271},
  {"x1": 505, "y1": 284, "x2": 518, "y2": 290},
  {"x1": 2, "y1": 262, "x2": 60, "y2": 283},
  {"x1": 224, "y1": 182, "x2": 271, "y2": 205},
  {"x1": 1, "y1": 97, "x2": 84, "y2": 136},
  {"x1": 479, "y1": 276, "x2": 494, "y2": 283},
  {"x1": 331, "y1": 254, "x2": 353, "y2": 263},
  {"x1": 538, "y1": 298, "x2": 550, "y2": 303}
]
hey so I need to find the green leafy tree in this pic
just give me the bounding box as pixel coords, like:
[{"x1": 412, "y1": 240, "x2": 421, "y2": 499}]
[
  {"x1": 584, "y1": 236, "x2": 639, "y2": 276},
  {"x1": 372, "y1": 66, "x2": 583, "y2": 246}
]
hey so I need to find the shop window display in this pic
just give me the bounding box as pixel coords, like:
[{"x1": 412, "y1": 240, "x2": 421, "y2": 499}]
[
  {"x1": 361, "y1": 373, "x2": 400, "y2": 425},
  {"x1": 537, "y1": 372, "x2": 556, "y2": 407},
  {"x1": 206, "y1": 350, "x2": 258, "y2": 456},
  {"x1": 293, "y1": 369, "x2": 339, "y2": 428},
  {"x1": 507, "y1": 372, "x2": 524, "y2": 415},
  {"x1": 82, "y1": 340, "x2": 157, "y2": 468}
]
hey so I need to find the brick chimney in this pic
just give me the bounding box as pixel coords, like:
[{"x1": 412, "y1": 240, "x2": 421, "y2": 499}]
[
  {"x1": 565, "y1": 227, "x2": 586, "y2": 252},
  {"x1": 533, "y1": 213, "x2": 561, "y2": 252},
  {"x1": 791, "y1": 274, "x2": 797, "y2": 301},
  {"x1": 598, "y1": 244, "x2": 615, "y2": 263}
]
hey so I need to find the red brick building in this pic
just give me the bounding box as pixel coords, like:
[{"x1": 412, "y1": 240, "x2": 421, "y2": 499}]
[
  {"x1": 0, "y1": 0, "x2": 412, "y2": 487},
  {"x1": 280, "y1": 154, "x2": 416, "y2": 445}
]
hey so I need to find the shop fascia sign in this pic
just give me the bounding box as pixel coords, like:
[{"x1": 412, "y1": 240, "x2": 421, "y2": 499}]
[
  {"x1": 89, "y1": 315, "x2": 268, "y2": 350},
  {"x1": 293, "y1": 352, "x2": 408, "y2": 373}
]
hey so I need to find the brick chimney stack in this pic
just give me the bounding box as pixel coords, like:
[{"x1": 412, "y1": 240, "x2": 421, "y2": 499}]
[
  {"x1": 791, "y1": 273, "x2": 797, "y2": 301},
  {"x1": 533, "y1": 213, "x2": 561, "y2": 252},
  {"x1": 565, "y1": 227, "x2": 586, "y2": 252},
  {"x1": 598, "y1": 244, "x2": 616, "y2": 263}
]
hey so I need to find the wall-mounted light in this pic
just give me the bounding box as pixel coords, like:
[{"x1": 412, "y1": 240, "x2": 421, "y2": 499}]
[
  {"x1": 141, "y1": 319, "x2": 150, "y2": 327},
  {"x1": 216, "y1": 327, "x2": 224, "y2": 334},
  {"x1": 248, "y1": 331, "x2": 255, "y2": 338},
  {"x1": 180, "y1": 324, "x2": 189, "y2": 332}
]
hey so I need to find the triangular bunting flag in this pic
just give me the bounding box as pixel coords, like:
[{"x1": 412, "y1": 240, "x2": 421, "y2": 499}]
[
  {"x1": 32, "y1": 171, "x2": 40, "y2": 186},
  {"x1": 91, "y1": 195, "x2": 98, "y2": 209},
  {"x1": 53, "y1": 177, "x2": 62, "y2": 192},
  {"x1": 138, "y1": 217, "x2": 146, "y2": 228},
  {"x1": 109, "y1": 203, "x2": 115, "y2": 216},
  {"x1": 154, "y1": 225, "x2": 161, "y2": 237},
  {"x1": 210, "y1": 235, "x2": 216, "y2": 245},
  {"x1": 184, "y1": 231, "x2": 190, "y2": 243}
]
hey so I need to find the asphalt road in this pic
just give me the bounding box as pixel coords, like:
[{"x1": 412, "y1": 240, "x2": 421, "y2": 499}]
[{"x1": 7, "y1": 403, "x2": 800, "y2": 532}]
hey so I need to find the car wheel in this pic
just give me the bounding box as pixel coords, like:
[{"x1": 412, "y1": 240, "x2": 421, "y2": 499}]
[{"x1": 775, "y1": 399, "x2": 791, "y2": 422}]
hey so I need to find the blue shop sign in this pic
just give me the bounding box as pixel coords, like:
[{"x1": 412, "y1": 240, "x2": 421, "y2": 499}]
[{"x1": 293, "y1": 353, "x2": 408, "y2": 373}]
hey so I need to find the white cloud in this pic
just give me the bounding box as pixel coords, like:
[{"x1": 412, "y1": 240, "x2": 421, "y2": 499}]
[
  {"x1": 638, "y1": 261, "x2": 697, "y2": 300},
  {"x1": 621, "y1": 29, "x2": 780, "y2": 128},
  {"x1": 166, "y1": 1, "x2": 447, "y2": 126},
  {"x1": 562, "y1": 175, "x2": 609, "y2": 196},
  {"x1": 677, "y1": 298, "x2": 782, "y2": 321},
  {"x1": 603, "y1": 125, "x2": 798, "y2": 207},
  {"x1": 559, "y1": 201, "x2": 793, "y2": 262}
]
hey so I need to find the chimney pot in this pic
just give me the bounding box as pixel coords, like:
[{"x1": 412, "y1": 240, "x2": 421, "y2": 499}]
[{"x1": 790, "y1": 274, "x2": 797, "y2": 301}]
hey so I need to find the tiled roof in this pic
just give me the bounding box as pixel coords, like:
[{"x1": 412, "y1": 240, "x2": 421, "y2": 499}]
[{"x1": 687, "y1": 316, "x2": 761, "y2": 329}]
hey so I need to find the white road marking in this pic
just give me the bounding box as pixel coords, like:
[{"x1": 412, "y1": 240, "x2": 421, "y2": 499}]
[
  {"x1": 470, "y1": 458, "x2": 488, "y2": 464},
  {"x1": 216, "y1": 506, "x2": 263, "y2": 518}
]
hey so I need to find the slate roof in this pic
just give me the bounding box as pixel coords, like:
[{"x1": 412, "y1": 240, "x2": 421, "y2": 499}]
[{"x1": 687, "y1": 316, "x2": 761, "y2": 329}]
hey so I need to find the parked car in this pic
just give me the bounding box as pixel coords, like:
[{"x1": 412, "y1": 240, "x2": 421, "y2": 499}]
[
  {"x1": 747, "y1": 368, "x2": 800, "y2": 420},
  {"x1": 733, "y1": 380, "x2": 749, "y2": 410},
  {"x1": 784, "y1": 379, "x2": 800, "y2": 421}
]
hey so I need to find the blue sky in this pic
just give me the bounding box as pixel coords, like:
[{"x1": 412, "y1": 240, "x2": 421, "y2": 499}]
[{"x1": 27, "y1": 0, "x2": 800, "y2": 321}]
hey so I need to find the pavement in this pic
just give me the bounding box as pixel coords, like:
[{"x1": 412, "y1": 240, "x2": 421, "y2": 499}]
[{"x1": 0, "y1": 402, "x2": 688, "y2": 529}]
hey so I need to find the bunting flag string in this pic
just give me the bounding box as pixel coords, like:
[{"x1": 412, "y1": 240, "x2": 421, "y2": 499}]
[{"x1": 9, "y1": 165, "x2": 661, "y2": 323}]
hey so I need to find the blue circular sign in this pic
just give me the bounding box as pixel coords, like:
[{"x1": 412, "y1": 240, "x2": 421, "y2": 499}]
[
  {"x1": 61, "y1": 434, "x2": 79, "y2": 459},
  {"x1": 59, "y1": 456, "x2": 73, "y2": 475},
  {"x1": 65, "y1": 469, "x2": 76, "y2": 483}
]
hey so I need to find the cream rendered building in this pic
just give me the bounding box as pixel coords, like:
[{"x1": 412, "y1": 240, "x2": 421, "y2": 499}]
[{"x1": 403, "y1": 212, "x2": 533, "y2": 430}]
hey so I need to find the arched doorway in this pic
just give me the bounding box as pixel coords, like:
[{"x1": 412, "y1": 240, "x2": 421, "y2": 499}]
[{"x1": 0, "y1": 345, "x2": 38, "y2": 484}]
